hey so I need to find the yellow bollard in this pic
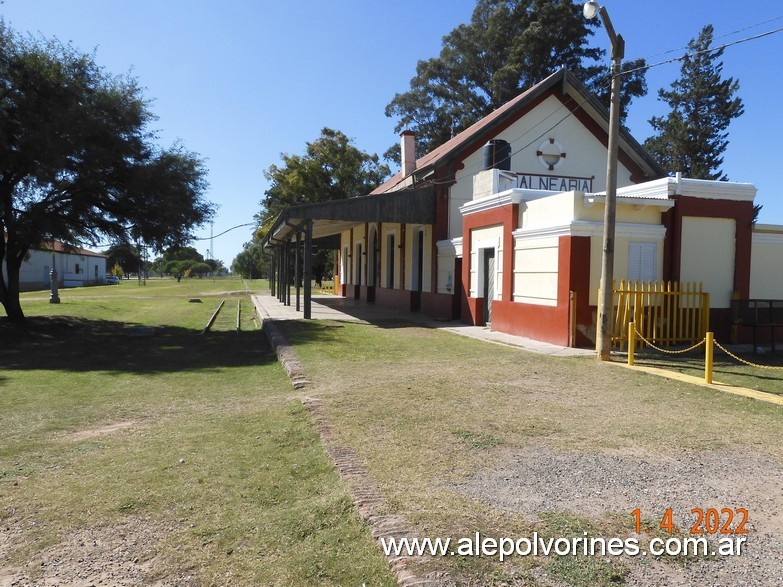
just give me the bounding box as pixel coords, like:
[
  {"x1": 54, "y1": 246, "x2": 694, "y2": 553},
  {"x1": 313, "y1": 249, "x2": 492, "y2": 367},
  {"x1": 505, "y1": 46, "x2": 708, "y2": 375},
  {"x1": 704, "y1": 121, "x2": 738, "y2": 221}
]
[
  {"x1": 628, "y1": 321, "x2": 635, "y2": 366},
  {"x1": 705, "y1": 332, "x2": 714, "y2": 384}
]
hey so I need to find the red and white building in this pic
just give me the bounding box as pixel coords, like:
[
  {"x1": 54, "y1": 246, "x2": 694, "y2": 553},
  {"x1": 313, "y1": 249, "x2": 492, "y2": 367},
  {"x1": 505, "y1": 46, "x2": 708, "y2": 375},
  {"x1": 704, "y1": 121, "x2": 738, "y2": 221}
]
[{"x1": 266, "y1": 68, "x2": 780, "y2": 347}]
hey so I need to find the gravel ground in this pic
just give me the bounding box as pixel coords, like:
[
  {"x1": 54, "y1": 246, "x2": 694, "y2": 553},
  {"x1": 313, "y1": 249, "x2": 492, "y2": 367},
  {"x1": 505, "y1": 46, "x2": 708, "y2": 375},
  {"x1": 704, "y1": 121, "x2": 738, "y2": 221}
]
[
  {"x1": 0, "y1": 517, "x2": 198, "y2": 587},
  {"x1": 454, "y1": 441, "x2": 783, "y2": 586}
]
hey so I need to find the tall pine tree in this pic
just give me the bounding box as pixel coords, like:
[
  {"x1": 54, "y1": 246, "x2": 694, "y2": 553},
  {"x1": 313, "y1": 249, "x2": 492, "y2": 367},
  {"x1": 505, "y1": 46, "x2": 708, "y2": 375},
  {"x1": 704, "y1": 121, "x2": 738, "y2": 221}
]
[
  {"x1": 644, "y1": 25, "x2": 744, "y2": 180},
  {"x1": 385, "y1": 0, "x2": 647, "y2": 158}
]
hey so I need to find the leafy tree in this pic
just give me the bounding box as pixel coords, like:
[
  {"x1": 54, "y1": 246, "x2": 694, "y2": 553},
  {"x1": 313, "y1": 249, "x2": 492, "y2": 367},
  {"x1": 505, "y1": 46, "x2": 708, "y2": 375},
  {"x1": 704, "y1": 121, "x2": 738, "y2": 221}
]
[
  {"x1": 103, "y1": 242, "x2": 142, "y2": 278},
  {"x1": 257, "y1": 128, "x2": 389, "y2": 280},
  {"x1": 258, "y1": 128, "x2": 389, "y2": 228},
  {"x1": 0, "y1": 23, "x2": 213, "y2": 321},
  {"x1": 152, "y1": 246, "x2": 205, "y2": 277},
  {"x1": 189, "y1": 261, "x2": 212, "y2": 277},
  {"x1": 110, "y1": 263, "x2": 124, "y2": 278},
  {"x1": 205, "y1": 258, "x2": 225, "y2": 275},
  {"x1": 231, "y1": 241, "x2": 268, "y2": 279},
  {"x1": 384, "y1": 0, "x2": 648, "y2": 158},
  {"x1": 643, "y1": 25, "x2": 744, "y2": 180}
]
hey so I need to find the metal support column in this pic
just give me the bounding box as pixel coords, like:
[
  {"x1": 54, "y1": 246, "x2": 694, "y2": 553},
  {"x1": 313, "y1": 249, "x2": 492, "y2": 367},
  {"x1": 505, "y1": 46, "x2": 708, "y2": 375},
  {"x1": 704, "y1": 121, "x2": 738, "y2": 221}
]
[
  {"x1": 285, "y1": 239, "x2": 291, "y2": 307},
  {"x1": 295, "y1": 230, "x2": 301, "y2": 312},
  {"x1": 277, "y1": 247, "x2": 283, "y2": 302},
  {"x1": 277, "y1": 244, "x2": 282, "y2": 302},
  {"x1": 304, "y1": 220, "x2": 313, "y2": 319},
  {"x1": 269, "y1": 250, "x2": 276, "y2": 297}
]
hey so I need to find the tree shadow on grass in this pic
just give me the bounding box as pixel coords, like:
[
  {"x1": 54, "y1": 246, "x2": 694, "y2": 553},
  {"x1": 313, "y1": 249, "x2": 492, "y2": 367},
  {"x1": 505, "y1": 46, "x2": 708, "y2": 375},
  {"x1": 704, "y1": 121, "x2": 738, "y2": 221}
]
[{"x1": 0, "y1": 316, "x2": 276, "y2": 375}]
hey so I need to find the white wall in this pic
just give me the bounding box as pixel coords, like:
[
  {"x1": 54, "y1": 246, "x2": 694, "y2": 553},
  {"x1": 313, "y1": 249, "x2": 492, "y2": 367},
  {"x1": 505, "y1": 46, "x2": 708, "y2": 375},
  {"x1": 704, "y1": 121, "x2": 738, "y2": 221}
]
[{"x1": 15, "y1": 248, "x2": 106, "y2": 291}]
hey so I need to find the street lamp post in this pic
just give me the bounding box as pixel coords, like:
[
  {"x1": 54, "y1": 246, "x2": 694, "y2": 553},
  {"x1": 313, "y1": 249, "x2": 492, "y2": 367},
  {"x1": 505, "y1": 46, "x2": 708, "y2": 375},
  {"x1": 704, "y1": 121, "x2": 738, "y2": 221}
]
[
  {"x1": 49, "y1": 252, "x2": 60, "y2": 304},
  {"x1": 584, "y1": 1, "x2": 624, "y2": 360}
]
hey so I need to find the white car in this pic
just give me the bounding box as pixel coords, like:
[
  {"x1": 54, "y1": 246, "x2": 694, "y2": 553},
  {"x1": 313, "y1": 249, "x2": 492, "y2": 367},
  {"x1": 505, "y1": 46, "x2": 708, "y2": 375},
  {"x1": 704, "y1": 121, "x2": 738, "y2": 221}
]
[{"x1": 106, "y1": 276, "x2": 121, "y2": 285}]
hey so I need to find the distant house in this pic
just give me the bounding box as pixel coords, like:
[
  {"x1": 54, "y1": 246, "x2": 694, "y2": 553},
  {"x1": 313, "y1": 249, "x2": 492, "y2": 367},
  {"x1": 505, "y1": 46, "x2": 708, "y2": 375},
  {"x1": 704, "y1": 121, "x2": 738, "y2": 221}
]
[
  {"x1": 264, "y1": 67, "x2": 783, "y2": 347},
  {"x1": 15, "y1": 241, "x2": 107, "y2": 291}
]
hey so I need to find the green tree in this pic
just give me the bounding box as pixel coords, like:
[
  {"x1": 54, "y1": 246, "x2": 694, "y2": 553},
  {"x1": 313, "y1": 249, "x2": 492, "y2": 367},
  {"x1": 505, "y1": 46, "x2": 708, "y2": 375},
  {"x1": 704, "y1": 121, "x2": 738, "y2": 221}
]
[
  {"x1": 0, "y1": 23, "x2": 213, "y2": 321},
  {"x1": 257, "y1": 128, "x2": 389, "y2": 280},
  {"x1": 231, "y1": 241, "x2": 268, "y2": 280},
  {"x1": 259, "y1": 128, "x2": 389, "y2": 227},
  {"x1": 205, "y1": 258, "x2": 225, "y2": 275},
  {"x1": 103, "y1": 242, "x2": 142, "y2": 278},
  {"x1": 643, "y1": 25, "x2": 744, "y2": 180},
  {"x1": 189, "y1": 262, "x2": 212, "y2": 277},
  {"x1": 110, "y1": 263, "x2": 124, "y2": 279},
  {"x1": 152, "y1": 246, "x2": 205, "y2": 277},
  {"x1": 385, "y1": 0, "x2": 648, "y2": 158}
]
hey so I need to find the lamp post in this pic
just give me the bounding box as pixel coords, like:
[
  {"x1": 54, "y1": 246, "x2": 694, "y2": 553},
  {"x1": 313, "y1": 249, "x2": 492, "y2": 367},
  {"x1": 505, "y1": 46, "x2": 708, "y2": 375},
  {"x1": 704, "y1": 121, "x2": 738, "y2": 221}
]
[
  {"x1": 49, "y1": 252, "x2": 60, "y2": 304},
  {"x1": 584, "y1": 1, "x2": 624, "y2": 360}
]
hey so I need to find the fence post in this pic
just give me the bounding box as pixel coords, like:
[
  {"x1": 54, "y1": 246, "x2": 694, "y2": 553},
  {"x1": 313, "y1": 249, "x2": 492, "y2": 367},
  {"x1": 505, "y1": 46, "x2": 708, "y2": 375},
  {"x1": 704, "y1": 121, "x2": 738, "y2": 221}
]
[
  {"x1": 628, "y1": 321, "x2": 635, "y2": 366},
  {"x1": 703, "y1": 292, "x2": 710, "y2": 336},
  {"x1": 705, "y1": 331, "x2": 714, "y2": 384}
]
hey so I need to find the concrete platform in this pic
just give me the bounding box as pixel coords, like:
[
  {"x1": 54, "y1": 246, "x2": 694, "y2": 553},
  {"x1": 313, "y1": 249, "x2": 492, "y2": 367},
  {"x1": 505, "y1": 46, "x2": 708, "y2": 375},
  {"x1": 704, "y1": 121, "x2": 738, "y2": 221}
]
[{"x1": 251, "y1": 293, "x2": 595, "y2": 358}]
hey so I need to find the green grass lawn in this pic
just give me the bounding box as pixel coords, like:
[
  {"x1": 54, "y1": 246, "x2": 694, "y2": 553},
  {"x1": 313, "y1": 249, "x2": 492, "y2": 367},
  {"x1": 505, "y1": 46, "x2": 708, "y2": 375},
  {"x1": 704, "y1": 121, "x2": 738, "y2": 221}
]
[
  {"x1": 7, "y1": 280, "x2": 782, "y2": 585},
  {"x1": 0, "y1": 278, "x2": 395, "y2": 586},
  {"x1": 630, "y1": 344, "x2": 783, "y2": 395},
  {"x1": 276, "y1": 318, "x2": 783, "y2": 585}
]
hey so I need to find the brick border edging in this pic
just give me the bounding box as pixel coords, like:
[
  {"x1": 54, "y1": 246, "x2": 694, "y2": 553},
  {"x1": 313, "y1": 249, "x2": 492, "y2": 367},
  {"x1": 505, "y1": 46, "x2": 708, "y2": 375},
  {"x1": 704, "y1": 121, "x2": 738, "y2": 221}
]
[
  {"x1": 261, "y1": 317, "x2": 310, "y2": 389},
  {"x1": 258, "y1": 311, "x2": 449, "y2": 585},
  {"x1": 301, "y1": 397, "x2": 449, "y2": 587}
]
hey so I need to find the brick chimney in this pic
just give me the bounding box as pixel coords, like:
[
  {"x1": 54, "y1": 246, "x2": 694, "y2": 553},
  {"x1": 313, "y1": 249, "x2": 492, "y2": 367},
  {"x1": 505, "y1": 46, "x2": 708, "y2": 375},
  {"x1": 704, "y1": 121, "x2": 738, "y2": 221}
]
[{"x1": 401, "y1": 130, "x2": 416, "y2": 177}]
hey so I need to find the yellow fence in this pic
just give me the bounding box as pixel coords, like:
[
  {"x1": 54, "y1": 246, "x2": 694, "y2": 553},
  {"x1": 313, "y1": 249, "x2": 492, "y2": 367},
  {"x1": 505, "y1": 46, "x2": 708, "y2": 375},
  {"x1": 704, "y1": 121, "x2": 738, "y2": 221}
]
[{"x1": 612, "y1": 280, "x2": 710, "y2": 350}]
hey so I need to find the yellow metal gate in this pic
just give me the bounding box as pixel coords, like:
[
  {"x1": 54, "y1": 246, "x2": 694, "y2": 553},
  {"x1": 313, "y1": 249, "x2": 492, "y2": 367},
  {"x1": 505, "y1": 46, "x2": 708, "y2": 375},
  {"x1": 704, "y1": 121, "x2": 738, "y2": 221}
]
[{"x1": 612, "y1": 280, "x2": 710, "y2": 349}]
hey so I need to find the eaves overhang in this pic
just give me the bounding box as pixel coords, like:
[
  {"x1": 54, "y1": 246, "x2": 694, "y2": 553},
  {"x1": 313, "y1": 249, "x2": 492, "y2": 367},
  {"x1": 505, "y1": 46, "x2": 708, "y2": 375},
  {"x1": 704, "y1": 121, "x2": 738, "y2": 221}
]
[{"x1": 262, "y1": 185, "x2": 436, "y2": 247}]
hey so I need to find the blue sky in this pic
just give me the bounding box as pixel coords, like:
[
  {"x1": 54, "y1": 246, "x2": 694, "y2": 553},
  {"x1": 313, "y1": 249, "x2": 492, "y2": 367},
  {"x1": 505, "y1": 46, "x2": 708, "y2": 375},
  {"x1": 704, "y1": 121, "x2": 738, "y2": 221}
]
[{"x1": 3, "y1": 1, "x2": 782, "y2": 266}]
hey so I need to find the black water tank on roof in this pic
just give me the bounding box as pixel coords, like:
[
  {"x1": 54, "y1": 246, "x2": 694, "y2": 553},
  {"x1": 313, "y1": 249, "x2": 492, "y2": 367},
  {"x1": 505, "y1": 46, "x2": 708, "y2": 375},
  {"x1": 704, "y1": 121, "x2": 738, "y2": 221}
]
[{"x1": 483, "y1": 139, "x2": 511, "y2": 171}]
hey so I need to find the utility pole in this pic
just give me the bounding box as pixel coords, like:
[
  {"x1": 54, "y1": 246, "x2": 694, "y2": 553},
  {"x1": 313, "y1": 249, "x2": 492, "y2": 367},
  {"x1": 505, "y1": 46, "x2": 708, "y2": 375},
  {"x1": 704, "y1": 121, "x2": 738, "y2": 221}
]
[{"x1": 584, "y1": 1, "x2": 624, "y2": 360}]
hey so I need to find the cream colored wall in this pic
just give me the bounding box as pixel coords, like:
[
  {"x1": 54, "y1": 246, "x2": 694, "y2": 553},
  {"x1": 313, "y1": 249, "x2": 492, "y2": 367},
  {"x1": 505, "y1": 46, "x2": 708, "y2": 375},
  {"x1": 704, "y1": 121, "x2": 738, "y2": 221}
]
[
  {"x1": 586, "y1": 233, "x2": 665, "y2": 306},
  {"x1": 680, "y1": 217, "x2": 736, "y2": 308},
  {"x1": 521, "y1": 191, "x2": 579, "y2": 229},
  {"x1": 513, "y1": 237, "x2": 558, "y2": 306},
  {"x1": 341, "y1": 223, "x2": 434, "y2": 291},
  {"x1": 381, "y1": 223, "x2": 400, "y2": 289},
  {"x1": 351, "y1": 227, "x2": 366, "y2": 286},
  {"x1": 339, "y1": 229, "x2": 352, "y2": 284},
  {"x1": 404, "y1": 224, "x2": 433, "y2": 293},
  {"x1": 469, "y1": 225, "x2": 503, "y2": 298},
  {"x1": 750, "y1": 226, "x2": 783, "y2": 298},
  {"x1": 577, "y1": 201, "x2": 664, "y2": 225}
]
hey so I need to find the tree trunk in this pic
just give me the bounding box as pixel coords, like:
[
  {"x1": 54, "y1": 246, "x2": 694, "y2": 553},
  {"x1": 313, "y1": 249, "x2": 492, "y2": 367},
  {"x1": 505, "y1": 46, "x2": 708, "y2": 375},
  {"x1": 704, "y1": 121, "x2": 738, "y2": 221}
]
[{"x1": 0, "y1": 254, "x2": 26, "y2": 322}]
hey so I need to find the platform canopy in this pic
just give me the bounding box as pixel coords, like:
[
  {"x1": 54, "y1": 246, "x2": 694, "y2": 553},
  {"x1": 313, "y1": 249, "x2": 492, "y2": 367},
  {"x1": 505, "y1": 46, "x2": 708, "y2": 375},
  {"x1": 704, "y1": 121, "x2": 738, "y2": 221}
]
[{"x1": 262, "y1": 184, "x2": 436, "y2": 246}]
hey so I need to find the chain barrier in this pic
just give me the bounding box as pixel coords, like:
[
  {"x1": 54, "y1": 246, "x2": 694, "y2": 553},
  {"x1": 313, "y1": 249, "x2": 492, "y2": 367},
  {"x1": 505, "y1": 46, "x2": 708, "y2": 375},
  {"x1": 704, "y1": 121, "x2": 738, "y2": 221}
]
[
  {"x1": 633, "y1": 326, "x2": 706, "y2": 354},
  {"x1": 631, "y1": 324, "x2": 783, "y2": 371},
  {"x1": 713, "y1": 339, "x2": 783, "y2": 370}
]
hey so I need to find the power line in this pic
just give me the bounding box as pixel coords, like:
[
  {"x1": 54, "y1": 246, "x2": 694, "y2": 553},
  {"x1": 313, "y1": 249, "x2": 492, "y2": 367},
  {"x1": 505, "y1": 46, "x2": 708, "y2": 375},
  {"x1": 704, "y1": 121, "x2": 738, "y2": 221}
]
[
  {"x1": 636, "y1": 14, "x2": 783, "y2": 61},
  {"x1": 620, "y1": 25, "x2": 783, "y2": 78},
  {"x1": 425, "y1": 18, "x2": 781, "y2": 190},
  {"x1": 193, "y1": 222, "x2": 257, "y2": 240}
]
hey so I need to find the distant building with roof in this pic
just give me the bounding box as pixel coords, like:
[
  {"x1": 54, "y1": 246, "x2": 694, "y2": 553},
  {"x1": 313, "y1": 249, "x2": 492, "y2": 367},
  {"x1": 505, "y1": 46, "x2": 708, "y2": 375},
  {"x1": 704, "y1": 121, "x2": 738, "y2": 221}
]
[{"x1": 15, "y1": 241, "x2": 107, "y2": 291}]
